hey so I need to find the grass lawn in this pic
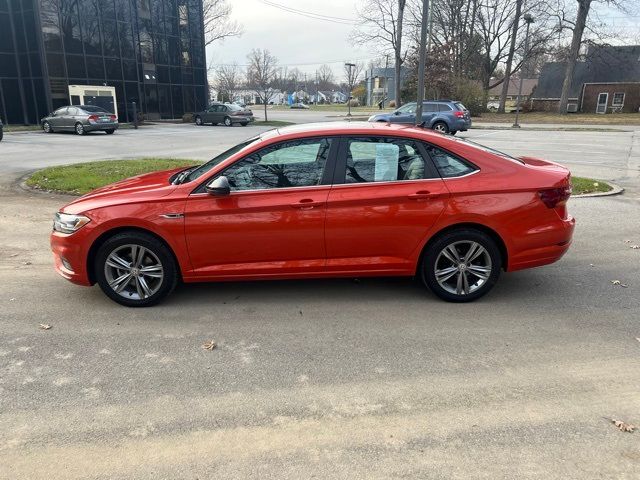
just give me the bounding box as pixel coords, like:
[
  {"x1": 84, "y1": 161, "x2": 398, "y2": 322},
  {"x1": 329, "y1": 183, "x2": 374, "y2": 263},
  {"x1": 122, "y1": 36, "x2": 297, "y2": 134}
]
[
  {"x1": 3, "y1": 124, "x2": 42, "y2": 132},
  {"x1": 476, "y1": 112, "x2": 640, "y2": 125},
  {"x1": 571, "y1": 177, "x2": 613, "y2": 195},
  {"x1": 26, "y1": 158, "x2": 201, "y2": 195},
  {"x1": 27, "y1": 158, "x2": 613, "y2": 197}
]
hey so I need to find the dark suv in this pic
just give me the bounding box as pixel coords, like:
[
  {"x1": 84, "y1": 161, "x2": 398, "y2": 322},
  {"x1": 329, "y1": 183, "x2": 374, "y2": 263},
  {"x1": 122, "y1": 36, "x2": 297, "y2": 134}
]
[{"x1": 368, "y1": 100, "x2": 471, "y2": 135}]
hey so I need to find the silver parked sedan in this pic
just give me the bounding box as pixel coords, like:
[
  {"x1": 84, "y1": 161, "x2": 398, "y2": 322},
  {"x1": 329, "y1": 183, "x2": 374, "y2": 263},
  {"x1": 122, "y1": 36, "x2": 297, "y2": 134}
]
[{"x1": 41, "y1": 105, "x2": 119, "y2": 135}]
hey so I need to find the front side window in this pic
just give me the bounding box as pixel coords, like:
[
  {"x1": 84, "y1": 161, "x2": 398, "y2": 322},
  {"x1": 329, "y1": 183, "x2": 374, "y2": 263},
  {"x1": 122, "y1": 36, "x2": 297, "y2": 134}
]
[
  {"x1": 344, "y1": 137, "x2": 433, "y2": 183},
  {"x1": 424, "y1": 144, "x2": 477, "y2": 178},
  {"x1": 396, "y1": 103, "x2": 416, "y2": 114},
  {"x1": 223, "y1": 138, "x2": 332, "y2": 191}
]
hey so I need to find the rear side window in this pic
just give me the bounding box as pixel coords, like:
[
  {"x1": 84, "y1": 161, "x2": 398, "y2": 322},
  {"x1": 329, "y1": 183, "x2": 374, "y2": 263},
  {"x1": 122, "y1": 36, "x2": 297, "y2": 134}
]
[
  {"x1": 438, "y1": 104, "x2": 453, "y2": 112},
  {"x1": 455, "y1": 102, "x2": 467, "y2": 111},
  {"x1": 424, "y1": 144, "x2": 477, "y2": 178},
  {"x1": 424, "y1": 102, "x2": 438, "y2": 112},
  {"x1": 344, "y1": 137, "x2": 436, "y2": 183}
]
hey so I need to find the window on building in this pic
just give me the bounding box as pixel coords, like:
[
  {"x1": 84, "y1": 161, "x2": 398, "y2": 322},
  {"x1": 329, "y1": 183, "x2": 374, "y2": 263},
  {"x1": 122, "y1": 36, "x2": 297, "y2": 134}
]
[{"x1": 612, "y1": 92, "x2": 625, "y2": 106}]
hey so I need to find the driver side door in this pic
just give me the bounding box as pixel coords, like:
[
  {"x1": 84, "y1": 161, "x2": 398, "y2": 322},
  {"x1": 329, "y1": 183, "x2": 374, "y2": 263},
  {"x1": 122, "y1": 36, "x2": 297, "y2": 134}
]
[
  {"x1": 183, "y1": 137, "x2": 338, "y2": 278},
  {"x1": 49, "y1": 108, "x2": 68, "y2": 129}
]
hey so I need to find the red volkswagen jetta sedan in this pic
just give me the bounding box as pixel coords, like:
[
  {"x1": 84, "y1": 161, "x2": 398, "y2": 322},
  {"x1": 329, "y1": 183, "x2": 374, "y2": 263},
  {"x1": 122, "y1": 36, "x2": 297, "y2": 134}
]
[{"x1": 51, "y1": 122, "x2": 575, "y2": 307}]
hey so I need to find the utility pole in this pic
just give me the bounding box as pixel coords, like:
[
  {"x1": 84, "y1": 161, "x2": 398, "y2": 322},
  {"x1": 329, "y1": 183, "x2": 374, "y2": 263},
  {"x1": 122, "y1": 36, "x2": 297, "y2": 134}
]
[
  {"x1": 345, "y1": 62, "x2": 356, "y2": 117},
  {"x1": 415, "y1": 0, "x2": 430, "y2": 126},
  {"x1": 513, "y1": 13, "x2": 534, "y2": 128},
  {"x1": 383, "y1": 54, "x2": 389, "y2": 108}
]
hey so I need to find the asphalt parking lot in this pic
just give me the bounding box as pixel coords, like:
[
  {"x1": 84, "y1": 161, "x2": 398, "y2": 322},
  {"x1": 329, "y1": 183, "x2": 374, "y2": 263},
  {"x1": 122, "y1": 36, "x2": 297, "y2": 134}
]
[{"x1": 1, "y1": 122, "x2": 640, "y2": 479}]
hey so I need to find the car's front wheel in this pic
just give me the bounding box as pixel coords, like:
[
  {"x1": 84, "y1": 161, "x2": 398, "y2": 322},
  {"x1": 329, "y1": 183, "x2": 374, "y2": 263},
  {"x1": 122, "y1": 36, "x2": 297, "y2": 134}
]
[
  {"x1": 195, "y1": 116, "x2": 203, "y2": 126},
  {"x1": 43, "y1": 121, "x2": 53, "y2": 133},
  {"x1": 94, "y1": 231, "x2": 178, "y2": 307},
  {"x1": 224, "y1": 116, "x2": 233, "y2": 127},
  {"x1": 75, "y1": 122, "x2": 85, "y2": 135},
  {"x1": 422, "y1": 229, "x2": 501, "y2": 302}
]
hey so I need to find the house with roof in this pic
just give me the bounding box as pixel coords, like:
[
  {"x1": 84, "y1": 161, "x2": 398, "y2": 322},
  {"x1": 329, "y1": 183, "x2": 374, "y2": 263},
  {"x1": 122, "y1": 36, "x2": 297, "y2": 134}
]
[
  {"x1": 531, "y1": 44, "x2": 640, "y2": 113},
  {"x1": 487, "y1": 77, "x2": 538, "y2": 111}
]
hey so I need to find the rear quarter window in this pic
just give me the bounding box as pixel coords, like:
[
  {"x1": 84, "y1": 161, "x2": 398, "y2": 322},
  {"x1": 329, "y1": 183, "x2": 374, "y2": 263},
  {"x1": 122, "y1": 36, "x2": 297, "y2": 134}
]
[{"x1": 424, "y1": 144, "x2": 478, "y2": 178}]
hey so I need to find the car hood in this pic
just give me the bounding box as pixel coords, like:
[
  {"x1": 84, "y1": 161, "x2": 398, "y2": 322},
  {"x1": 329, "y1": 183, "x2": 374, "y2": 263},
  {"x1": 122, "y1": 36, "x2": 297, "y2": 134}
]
[{"x1": 61, "y1": 168, "x2": 183, "y2": 214}]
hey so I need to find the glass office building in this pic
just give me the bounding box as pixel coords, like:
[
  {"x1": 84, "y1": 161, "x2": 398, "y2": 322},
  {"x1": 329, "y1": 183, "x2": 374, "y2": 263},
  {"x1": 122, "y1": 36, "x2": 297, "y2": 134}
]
[{"x1": 0, "y1": 0, "x2": 207, "y2": 124}]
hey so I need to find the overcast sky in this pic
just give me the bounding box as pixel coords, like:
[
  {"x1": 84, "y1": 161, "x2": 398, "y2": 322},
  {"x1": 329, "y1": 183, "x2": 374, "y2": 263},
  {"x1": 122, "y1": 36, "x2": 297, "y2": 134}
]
[{"x1": 205, "y1": 0, "x2": 376, "y2": 81}]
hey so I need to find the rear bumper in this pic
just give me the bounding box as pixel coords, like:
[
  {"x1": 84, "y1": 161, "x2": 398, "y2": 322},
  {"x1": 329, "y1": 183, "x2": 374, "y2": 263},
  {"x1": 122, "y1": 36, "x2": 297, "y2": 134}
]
[
  {"x1": 51, "y1": 230, "x2": 92, "y2": 286},
  {"x1": 231, "y1": 115, "x2": 254, "y2": 123},
  {"x1": 85, "y1": 122, "x2": 119, "y2": 131},
  {"x1": 507, "y1": 215, "x2": 576, "y2": 271}
]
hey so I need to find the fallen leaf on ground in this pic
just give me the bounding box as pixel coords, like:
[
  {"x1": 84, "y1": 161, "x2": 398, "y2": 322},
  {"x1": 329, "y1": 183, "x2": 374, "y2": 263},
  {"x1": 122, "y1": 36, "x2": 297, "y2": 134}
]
[
  {"x1": 202, "y1": 340, "x2": 217, "y2": 351},
  {"x1": 636, "y1": 337, "x2": 640, "y2": 343},
  {"x1": 624, "y1": 240, "x2": 632, "y2": 243},
  {"x1": 611, "y1": 280, "x2": 628, "y2": 288},
  {"x1": 612, "y1": 419, "x2": 636, "y2": 433},
  {"x1": 589, "y1": 263, "x2": 595, "y2": 267},
  {"x1": 631, "y1": 245, "x2": 640, "y2": 249},
  {"x1": 9, "y1": 253, "x2": 18, "y2": 257},
  {"x1": 39, "y1": 323, "x2": 52, "y2": 330},
  {"x1": 23, "y1": 261, "x2": 32, "y2": 265}
]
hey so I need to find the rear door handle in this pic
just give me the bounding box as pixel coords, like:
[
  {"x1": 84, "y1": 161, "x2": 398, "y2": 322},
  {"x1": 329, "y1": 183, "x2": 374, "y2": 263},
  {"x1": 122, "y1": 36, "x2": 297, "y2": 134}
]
[
  {"x1": 290, "y1": 199, "x2": 323, "y2": 209},
  {"x1": 408, "y1": 191, "x2": 432, "y2": 200}
]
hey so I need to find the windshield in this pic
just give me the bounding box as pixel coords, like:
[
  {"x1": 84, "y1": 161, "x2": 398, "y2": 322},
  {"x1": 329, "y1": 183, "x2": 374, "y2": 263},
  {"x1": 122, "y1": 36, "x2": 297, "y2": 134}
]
[
  {"x1": 396, "y1": 103, "x2": 416, "y2": 114},
  {"x1": 81, "y1": 106, "x2": 109, "y2": 113},
  {"x1": 458, "y1": 138, "x2": 525, "y2": 164},
  {"x1": 183, "y1": 137, "x2": 261, "y2": 183}
]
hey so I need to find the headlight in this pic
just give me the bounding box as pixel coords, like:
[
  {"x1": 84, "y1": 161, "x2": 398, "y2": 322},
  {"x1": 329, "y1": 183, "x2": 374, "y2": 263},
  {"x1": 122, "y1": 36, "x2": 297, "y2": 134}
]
[{"x1": 53, "y1": 212, "x2": 90, "y2": 234}]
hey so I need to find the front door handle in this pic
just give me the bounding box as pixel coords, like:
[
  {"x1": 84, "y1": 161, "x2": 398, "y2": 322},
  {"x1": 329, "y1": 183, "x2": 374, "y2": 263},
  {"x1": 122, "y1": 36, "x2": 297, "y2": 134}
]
[
  {"x1": 408, "y1": 191, "x2": 432, "y2": 200},
  {"x1": 290, "y1": 199, "x2": 322, "y2": 209}
]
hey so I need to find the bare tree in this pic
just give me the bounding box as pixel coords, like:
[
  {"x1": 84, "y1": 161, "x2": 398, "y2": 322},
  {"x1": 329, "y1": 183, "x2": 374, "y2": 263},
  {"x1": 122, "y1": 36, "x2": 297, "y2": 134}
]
[
  {"x1": 353, "y1": 0, "x2": 408, "y2": 106},
  {"x1": 344, "y1": 62, "x2": 364, "y2": 100},
  {"x1": 215, "y1": 63, "x2": 242, "y2": 103},
  {"x1": 203, "y1": 0, "x2": 243, "y2": 46},
  {"x1": 498, "y1": 0, "x2": 523, "y2": 113},
  {"x1": 246, "y1": 49, "x2": 279, "y2": 121},
  {"x1": 316, "y1": 64, "x2": 336, "y2": 91}
]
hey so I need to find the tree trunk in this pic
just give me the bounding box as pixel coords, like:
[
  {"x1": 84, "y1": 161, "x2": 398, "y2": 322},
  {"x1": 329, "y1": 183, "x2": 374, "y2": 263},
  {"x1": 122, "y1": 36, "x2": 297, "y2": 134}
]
[
  {"x1": 558, "y1": 0, "x2": 591, "y2": 114},
  {"x1": 498, "y1": 0, "x2": 522, "y2": 113},
  {"x1": 394, "y1": 0, "x2": 406, "y2": 107},
  {"x1": 264, "y1": 98, "x2": 268, "y2": 122}
]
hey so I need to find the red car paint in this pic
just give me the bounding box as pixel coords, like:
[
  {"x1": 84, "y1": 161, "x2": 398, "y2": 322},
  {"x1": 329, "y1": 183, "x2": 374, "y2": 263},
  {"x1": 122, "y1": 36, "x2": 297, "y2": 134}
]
[{"x1": 51, "y1": 122, "x2": 574, "y2": 289}]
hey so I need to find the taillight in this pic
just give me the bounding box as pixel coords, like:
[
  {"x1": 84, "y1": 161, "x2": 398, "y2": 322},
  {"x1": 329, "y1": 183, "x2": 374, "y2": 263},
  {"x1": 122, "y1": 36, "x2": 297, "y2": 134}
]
[
  {"x1": 538, "y1": 186, "x2": 572, "y2": 208},
  {"x1": 454, "y1": 111, "x2": 465, "y2": 118},
  {"x1": 110, "y1": 115, "x2": 117, "y2": 121},
  {"x1": 88, "y1": 114, "x2": 99, "y2": 122}
]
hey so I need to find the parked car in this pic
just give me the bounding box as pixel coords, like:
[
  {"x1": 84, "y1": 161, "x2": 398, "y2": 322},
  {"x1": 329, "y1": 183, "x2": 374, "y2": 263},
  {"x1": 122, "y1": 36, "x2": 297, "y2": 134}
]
[
  {"x1": 51, "y1": 122, "x2": 574, "y2": 307},
  {"x1": 368, "y1": 100, "x2": 471, "y2": 134},
  {"x1": 194, "y1": 103, "x2": 254, "y2": 126},
  {"x1": 41, "y1": 105, "x2": 118, "y2": 135},
  {"x1": 487, "y1": 100, "x2": 522, "y2": 112},
  {"x1": 290, "y1": 102, "x2": 310, "y2": 109}
]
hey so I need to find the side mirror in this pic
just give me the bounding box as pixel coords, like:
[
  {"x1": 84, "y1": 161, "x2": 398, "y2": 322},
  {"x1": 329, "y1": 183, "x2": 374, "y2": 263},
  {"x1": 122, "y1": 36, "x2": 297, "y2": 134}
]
[
  {"x1": 393, "y1": 111, "x2": 400, "y2": 115},
  {"x1": 205, "y1": 176, "x2": 231, "y2": 196}
]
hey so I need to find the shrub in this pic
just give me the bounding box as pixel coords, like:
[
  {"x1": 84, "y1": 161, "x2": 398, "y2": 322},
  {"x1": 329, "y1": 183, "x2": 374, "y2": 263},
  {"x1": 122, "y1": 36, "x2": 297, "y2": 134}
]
[
  {"x1": 348, "y1": 99, "x2": 360, "y2": 107},
  {"x1": 182, "y1": 112, "x2": 194, "y2": 123},
  {"x1": 389, "y1": 100, "x2": 397, "y2": 108}
]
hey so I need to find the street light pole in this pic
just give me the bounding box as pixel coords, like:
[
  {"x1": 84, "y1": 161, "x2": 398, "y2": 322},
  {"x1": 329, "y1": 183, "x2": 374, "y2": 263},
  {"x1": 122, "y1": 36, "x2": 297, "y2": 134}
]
[
  {"x1": 415, "y1": 0, "x2": 430, "y2": 126},
  {"x1": 345, "y1": 62, "x2": 356, "y2": 117},
  {"x1": 513, "y1": 13, "x2": 534, "y2": 129}
]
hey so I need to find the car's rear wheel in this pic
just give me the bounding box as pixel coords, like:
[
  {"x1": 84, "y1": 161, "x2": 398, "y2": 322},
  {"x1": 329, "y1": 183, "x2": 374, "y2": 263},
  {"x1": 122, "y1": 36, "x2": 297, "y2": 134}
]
[
  {"x1": 43, "y1": 121, "x2": 53, "y2": 133},
  {"x1": 75, "y1": 122, "x2": 85, "y2": 135},
  {"x1": 422, "y1": 229, "x2": 501, "y2": 302},
  {"x1": 94, "y1": 232, "x2": 178, "y2": 307},
  {"x1": 224, "y1": 116, "x2": 233, "y2": 127},
  {"x1": 195, "y1": 116, "x2": 203, "y2": 126},
  {"x1": 432, "y1": 121, "x2": 449, "y2": 134},
  {"x1": 105, "y1": 129, "x2": 115, "y2": 135}
]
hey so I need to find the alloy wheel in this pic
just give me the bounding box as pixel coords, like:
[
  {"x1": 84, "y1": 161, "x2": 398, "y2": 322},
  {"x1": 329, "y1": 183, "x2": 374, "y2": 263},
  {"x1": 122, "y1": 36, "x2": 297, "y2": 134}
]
[
  {"x1": 224, "y1": 117, "x2": 232, "y2": 126},
  {"x1": 43, "y1": 122, "x2": 51, "y2": 133},
  {"x1": 75, "y1": 123, "x2": 84, "y2": 135},
  {"x1": 433, "y1": 123, "x2": 448, "y2": 133},
  {"x1": 195, "y1": 116, "x2": 202, "y2": 125},
  {"x1": 434, "y1": 241, "x2": 492, "y2": 296},
  {"x1": 104, "y1": 244, "x2": 164, "y2": 300}
]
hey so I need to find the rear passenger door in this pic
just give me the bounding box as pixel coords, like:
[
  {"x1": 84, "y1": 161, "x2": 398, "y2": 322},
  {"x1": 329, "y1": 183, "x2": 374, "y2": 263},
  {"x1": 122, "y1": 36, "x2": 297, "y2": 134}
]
[
  {"x1": 422, "y1": 102, "x2": 438, "y2": 126},
  {"x1": 324, "y1": 136, "x2": 450, "y2": 274},
  {"x1": 64, "y1": 107, "x2": 80, "y2": 129}
]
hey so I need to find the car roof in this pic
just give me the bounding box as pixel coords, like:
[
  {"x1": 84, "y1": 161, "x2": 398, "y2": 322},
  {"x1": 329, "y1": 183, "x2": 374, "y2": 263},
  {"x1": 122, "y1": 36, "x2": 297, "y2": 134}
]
[{"x1": 260, "y1": 121, "x2": 447, "y2": 142}]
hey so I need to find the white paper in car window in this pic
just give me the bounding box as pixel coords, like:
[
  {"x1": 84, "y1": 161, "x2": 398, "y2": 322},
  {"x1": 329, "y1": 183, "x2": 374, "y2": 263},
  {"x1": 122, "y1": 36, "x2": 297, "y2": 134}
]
[{"x1": 374, "y1": 144, "x2": 399, "y2": 181}]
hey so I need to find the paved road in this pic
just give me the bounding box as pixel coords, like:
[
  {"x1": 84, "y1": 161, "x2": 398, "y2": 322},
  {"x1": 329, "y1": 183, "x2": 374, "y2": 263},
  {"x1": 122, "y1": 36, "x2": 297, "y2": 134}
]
[{"x1": 1, "y1": 120, "x2": 640, "y2": 478}]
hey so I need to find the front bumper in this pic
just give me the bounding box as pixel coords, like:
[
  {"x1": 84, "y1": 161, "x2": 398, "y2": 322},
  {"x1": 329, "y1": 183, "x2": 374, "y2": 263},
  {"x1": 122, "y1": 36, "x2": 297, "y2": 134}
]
[{"x1": 51, "y1": 230, "x2": 92, "y2": 286}]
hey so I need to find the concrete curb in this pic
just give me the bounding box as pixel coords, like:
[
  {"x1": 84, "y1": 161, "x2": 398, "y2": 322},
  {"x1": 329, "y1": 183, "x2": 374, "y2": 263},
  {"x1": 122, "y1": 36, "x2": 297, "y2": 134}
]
[{"x1": 572, "y1": 182, "x2": 624, "y2": 198}]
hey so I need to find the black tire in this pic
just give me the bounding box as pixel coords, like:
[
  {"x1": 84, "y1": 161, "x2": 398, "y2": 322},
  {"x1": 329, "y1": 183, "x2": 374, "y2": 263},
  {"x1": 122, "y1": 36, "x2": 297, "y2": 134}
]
[
  {"x1": 105, "y1": 129, "x2": 115, "y2": 135},
  {"x1": 432, "y1": 121, "x2": 449, "y2": 134},
  {"x1": 223, "y1": 116, "x2": 233, "y2": 127},
  {"x1": 75, "y1": 122, "x2": 85, "y2": 135},
  {"x1": 240, "y1": 122, "x2": 248, "y2": 126},
  {"x1": 195, "y1": 116, "x2": 203, "y2": 126},
  {"x1": 94, "y1": 231, "x2": 178, "y2": 307},
  {"x1": 421, "y1": 228, "x2": 501, "y2": 303},
  {"x1": 43, "y1": 121, "x2": 53, "y2": 133}
]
